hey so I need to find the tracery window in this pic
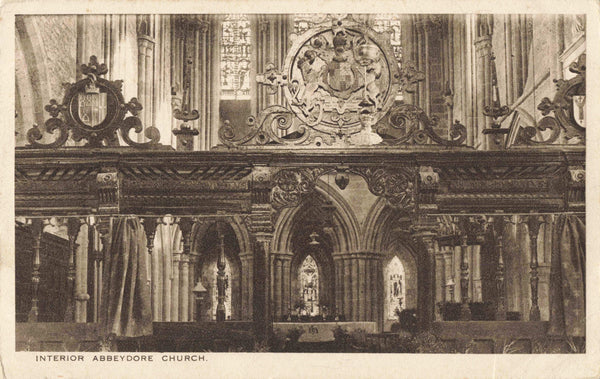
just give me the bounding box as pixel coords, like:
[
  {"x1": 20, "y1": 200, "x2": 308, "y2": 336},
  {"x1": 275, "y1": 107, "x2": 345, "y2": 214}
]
[
  {"x1": 385, "y1": 256, "x2": 406, "y2": 320},
  {"x1": 220, "y1": 14, "x2": 251, "y2": 100},
  {"x1": 299, "y1": 255, "x2": 319, "y2": 316}
]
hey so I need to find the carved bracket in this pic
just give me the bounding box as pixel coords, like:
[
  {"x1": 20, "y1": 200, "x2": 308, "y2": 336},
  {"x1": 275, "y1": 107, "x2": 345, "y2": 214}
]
[
  {"x1": 271, "y1": 167, "x2": 333, "y2": 209},
  {"x1": 518, "y1": 53, "x2": 585, "y2": 145},
  {"x1": 26, "y1": 56, "x2": 161, "y2": 149},
  {"x1": 350, "y1": 167, "x2": 416, "y2": 209},
  {"x1": 96, "y1": 170, "x2": 120, "y2": 214}
]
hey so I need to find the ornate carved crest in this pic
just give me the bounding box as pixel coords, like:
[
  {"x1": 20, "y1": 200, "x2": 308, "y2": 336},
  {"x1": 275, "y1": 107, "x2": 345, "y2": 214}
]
[
  {"x1": 219, "y1": 17, "x2": 467, "y2": 148},
  {"x1": 26, "y1": 56, "x2": 161, "y2": 149}
]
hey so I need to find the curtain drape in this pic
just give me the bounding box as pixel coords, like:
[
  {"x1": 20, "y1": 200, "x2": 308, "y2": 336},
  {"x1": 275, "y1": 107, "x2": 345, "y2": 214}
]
[
  {"x1": 99, "y1": 217, "x2": 152, "y2": 337},
  {"x1": 548, "y1": 214, "x2": 585, "y2": 336}
]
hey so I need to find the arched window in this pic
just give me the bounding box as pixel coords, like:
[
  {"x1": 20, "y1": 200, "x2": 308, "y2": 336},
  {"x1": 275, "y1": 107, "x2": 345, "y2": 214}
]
[
  {"x1": 220, "y1": 14, "x2": 251, "y2": 100},
  {"x1": 385, "y1": 256, "x2": 406, "y2": 320},
  {"x1": 299, "y1": 255, "x2": 319, "y2": 316}
]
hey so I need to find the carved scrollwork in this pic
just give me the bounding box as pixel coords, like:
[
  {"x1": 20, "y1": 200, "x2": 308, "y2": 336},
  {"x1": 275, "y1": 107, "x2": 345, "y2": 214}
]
[
  {"x1": 271, "y1": 167, "x2": 333, "y2": 209},
  {"x1": 377, "y1": 102, "x2": 467, "y2": 146},
  {"x1": 515, "y1": 116, "x2": 561, "y2": 145},
  {"x1": 532, "y1": 53, "x2": 585, "y2": 144},
  {"x1": 219, "y1": 105, "x2": 313, "y2": 147},
  {"x1": 350, "y1": 167, "x2": 415, "y2": 209},
  {"x1": 26, "y1": 56, "x2": 161, "y2": 149}
]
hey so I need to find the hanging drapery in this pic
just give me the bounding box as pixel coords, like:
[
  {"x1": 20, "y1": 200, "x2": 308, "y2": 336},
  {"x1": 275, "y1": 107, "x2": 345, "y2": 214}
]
[
  {"x1": 99, "y1": 217, "x2": 152, "y2": 337},
  {"x1": 548, "y1": 214, "x2": 585, "y2": 336}
]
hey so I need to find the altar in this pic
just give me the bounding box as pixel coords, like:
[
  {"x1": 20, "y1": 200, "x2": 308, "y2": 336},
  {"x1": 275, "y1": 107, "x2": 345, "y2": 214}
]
[{"x1": 273, "y1": 322, "x2": 377, "y2": 343}]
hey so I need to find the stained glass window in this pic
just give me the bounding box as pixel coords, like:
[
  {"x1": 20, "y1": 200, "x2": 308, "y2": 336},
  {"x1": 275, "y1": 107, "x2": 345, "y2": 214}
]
[
  {"x1": 221, "y1": 14, "x2": 251, "y2": 100},
  {"x1": 299, "y1": 255, "x2": 319, "y2": 316},
  {"x1": 385, "y1": 256, "x2": 406, "y2": 320},
  {"x1": 372, "y1": 14, "x2": 402, "y2": 63}
]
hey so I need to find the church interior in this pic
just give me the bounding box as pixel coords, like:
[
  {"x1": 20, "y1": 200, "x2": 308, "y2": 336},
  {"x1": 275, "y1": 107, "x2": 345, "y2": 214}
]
[{"x1": 14, "y1": 13, "x2": 585, "y2": 353}]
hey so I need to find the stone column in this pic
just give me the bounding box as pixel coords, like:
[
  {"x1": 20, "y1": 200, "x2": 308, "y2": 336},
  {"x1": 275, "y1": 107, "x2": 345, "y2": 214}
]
[
  {"x1": 250, "y1": 14, "x2": 293, "y2": 117},
  {"x1": 472, "y1": 245, "x2": 483, "y2": 302},
  {"x1": 459, "y1": 235, "x2": 472, "y2": 320},
  {"x1": 239, "y1": 252, "x2": 254, "y2": 320},
  {"x1": 443, "y1": 245, "x2": 455, "y2": 302},
  {"x1": 171, "y1": 251, "x2": 180, "y2": 321},
  {"x1": 137, "y1": 14, "x2": 157, "y2": 139},
  {"x1": 411, "y1": 216, "x2": 438, "y2": 331},
  {"x1": 434, "y1": 241, "x2": 445, "y2": 320},
  {"x1": 270, "y1": 251, "x2": 293, "y2": 321},
  {"x1": 177, "y1": 217, "x2": 194, "y2": 322},
  {"x1": 474, "y1": 14, "x2": 494, "y2": 150},
  {"x1": 333, "y1": 253, "x2": 344, "y2": 320},
  {"x1": 249, "y1": 166, "x2": 274, "y2": 341},
  {"x1": 343, "y1": 256, "x2": 352, "y2": 320},
  {"x1": 351, "y1": 257, "x2": 359, "y2": 321}
]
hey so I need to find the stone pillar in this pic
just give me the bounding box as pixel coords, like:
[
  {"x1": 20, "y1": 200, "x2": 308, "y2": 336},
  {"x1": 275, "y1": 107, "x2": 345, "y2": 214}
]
[
  {"x1": 459, "y1": 235, "x2": 472, "y2": 320},
  {"x1": 434, "y1": 242, "x2": 445, "y2": 321},
  {"x1": 474, "y1": 14, "x2": 494, "y2": 150},
  {"x1": 177, "y1": 217, "x2": 194, "y2": 322},
  {"x1": 239, "y1": 252, "x2": 254, "y2": 320},
  {"x1": 472, "y1": 245, "x2": 483, "y2": 302},
  {"x1": 171, "y1": 251, "x2": 180, "y2": 321},
  {"x1": 137, "y1": 33, "x2": 155, "y2": 132},
  {"x1": 343, "y1": 256, "x2": 352, "y2": 320},
  {"x1": 351, "y1": 257, "x2": 359, "y2": 321},
  {"x1": 270, "y1": 251, "x2": 293, "y2": 321},
  {"x1": 365, "y1": 258, "x2": 372, "y2": 321},
  {"x1": 443, "y1": 246, "x2": 455, "y2": 302},
  {"x1": 333, "y1": 253, "x2": 344, "y2": 319},
  {"x1": 250, "y1": 14, "x2": 293, "y2": 117},
  {"x1": 249, "y1": 166, "x2": 274, "y2": 341},
  {"x1": 171, "y1": 15, "x2": 221, "y2": 150},
  {"x1": 411, "y1": 216, "x2": 438, "y2": 331}
]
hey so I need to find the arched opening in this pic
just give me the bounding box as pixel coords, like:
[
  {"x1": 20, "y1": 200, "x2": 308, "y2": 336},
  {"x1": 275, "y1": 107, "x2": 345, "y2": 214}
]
[
  {"x1": 382, "y1": 249, "x2": 418, "y2": 331},
  {"x1": 194, "y1": 222, "x2": 242, "y2": 321},
  {"x1": 288, "y1": 200, "x2": 335, "y2": 320}
]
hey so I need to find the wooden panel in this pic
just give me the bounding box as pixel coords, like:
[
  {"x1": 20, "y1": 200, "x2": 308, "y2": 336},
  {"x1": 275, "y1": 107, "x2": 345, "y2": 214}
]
[{"x1": 16, "y1": 323, "x2": 100, "y2": 352}]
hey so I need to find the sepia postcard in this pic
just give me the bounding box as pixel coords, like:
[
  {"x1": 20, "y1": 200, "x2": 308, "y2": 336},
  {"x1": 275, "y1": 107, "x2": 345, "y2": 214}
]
[{"x1": 0, "y1": 0, "x2": 598, "y2": 378}]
